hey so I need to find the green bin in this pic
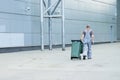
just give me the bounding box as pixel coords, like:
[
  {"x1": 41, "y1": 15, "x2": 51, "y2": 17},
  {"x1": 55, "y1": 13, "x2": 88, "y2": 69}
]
[{"x1": 71, "y1": 40, "x2": 83, "y2": 60}]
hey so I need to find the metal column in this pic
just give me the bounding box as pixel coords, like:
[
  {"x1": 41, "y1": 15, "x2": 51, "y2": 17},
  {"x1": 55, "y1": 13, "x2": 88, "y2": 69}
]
[
  {"x1": 40, "y1": 0, "x2": 44, "y2": 50},
  {"x1": 61, "y1": 0, "x2": 65, "y2": 50},
  {"x1": 48, "y1": 0, "x2": 52, "y2": 50},
  {"x1": 40, "y1": 0, "x2": 65, "y2": 50}
]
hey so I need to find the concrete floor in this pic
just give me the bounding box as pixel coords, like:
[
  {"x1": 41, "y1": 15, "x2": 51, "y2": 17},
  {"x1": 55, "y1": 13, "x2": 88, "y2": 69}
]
[{"x1": 0, "y1": 43, "x2": 120, "y2": 80}]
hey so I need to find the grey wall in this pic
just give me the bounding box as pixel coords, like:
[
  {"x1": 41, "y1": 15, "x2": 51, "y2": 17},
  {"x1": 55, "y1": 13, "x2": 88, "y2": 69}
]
[
  {"x1": 0, "y1": 0, "x2": 117, "y2": 48},
  {"x1": 117, "y1": 0, "x2": 120, "y2": 40},
  {"x1": 0, "y1": 0, "x2": 40, "y2": 48},
  {"x1": 64, "y1": 0, "x2": 117, "y2": 44}
]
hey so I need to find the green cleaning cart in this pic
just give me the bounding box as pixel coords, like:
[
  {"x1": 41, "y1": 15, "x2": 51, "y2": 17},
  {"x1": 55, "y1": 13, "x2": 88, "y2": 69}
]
[{"x1": 71, "y1": 40, "x2": 83, "y2": 60}]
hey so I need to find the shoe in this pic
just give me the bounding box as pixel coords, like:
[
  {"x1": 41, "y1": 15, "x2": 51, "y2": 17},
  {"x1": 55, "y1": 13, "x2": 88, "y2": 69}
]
[
  {"x1": 88, "y1": 58, "x2": 92, "y2": 59},
  {"x1": 83, "y1": 55, "x2": 86, "y2": 60}
]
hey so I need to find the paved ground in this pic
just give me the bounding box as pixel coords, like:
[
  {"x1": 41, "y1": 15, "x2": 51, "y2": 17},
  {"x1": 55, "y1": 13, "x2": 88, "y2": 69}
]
[{"x1": 0, "y1": 43, "x2": 120, "y2": 80}]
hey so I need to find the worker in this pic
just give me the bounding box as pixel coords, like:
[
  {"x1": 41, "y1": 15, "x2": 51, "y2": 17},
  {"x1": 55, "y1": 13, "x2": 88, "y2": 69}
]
[{"x1": 81, "y1": 25, "x2": 94, "y2": 60}]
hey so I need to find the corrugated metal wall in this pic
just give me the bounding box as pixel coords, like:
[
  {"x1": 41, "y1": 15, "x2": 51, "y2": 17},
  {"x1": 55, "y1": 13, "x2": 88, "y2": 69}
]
[
  {"x1": 0, "y1": 0, "x2": 40, "y2": 48},
  {"x1": 64, "y1": 0, "x2": 117, "y2": 44},
  {"x1": 0, "y1": 0, "x2": 117, "y2": 48}
]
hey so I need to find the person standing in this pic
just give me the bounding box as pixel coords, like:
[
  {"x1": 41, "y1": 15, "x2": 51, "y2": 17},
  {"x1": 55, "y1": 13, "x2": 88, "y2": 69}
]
[{"x1": 81, "y1": 25, "x2": 94, "y2": 60}]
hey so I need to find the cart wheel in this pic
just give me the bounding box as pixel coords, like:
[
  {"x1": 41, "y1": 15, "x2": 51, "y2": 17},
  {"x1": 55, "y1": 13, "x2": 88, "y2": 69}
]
[
  {"x1": 79, "y1": 56, "x2": 81, "y2": 60},
  {"x1": 71, "y1": 57, "x2": 73, "y2": 60}
]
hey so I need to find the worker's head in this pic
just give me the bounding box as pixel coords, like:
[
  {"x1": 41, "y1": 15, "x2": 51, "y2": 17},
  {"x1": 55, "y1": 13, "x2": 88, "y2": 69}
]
[
  {"x1": 86, "y1": 25, "x2": 90, "y2": 30},
  {"x1": 86, "y1": 25, "x2": 90, "y2": 28}
]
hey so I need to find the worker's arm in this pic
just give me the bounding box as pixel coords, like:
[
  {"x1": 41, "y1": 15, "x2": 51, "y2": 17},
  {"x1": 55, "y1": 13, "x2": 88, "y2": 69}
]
[{"x1": 91, "y1": 32, "x2": 94, "y2": 44}]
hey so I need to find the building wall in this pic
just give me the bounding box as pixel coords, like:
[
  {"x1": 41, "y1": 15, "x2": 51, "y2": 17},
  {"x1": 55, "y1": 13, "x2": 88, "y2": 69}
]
[
  {"x1": 0, "y1": 0, "x2": 117, "y2": 48},
  {"x1": 0, "y1": 0, "x2": 40, "y2": 48},
  {"x1": 64, "y1": 0, "x2": 117, "y2": 44},
  {"x1": 117, "y1": 0, "x2": 120, "y2": 40}
]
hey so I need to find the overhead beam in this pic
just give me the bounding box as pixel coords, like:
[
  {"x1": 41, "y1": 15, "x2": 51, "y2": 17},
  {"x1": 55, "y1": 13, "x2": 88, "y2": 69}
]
[
  {"x1": 43, "y1": 0, "x2": 58, "y2": 14},
  {"x1": 51, "y1": 0, "x2": 61, "y2": 15},
  {"x1": 44, "y1": 15, "x2": 62, "y2": 18},
  {"x1": 43, "y1": 0, "x2": 46, "y2": 8}
]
